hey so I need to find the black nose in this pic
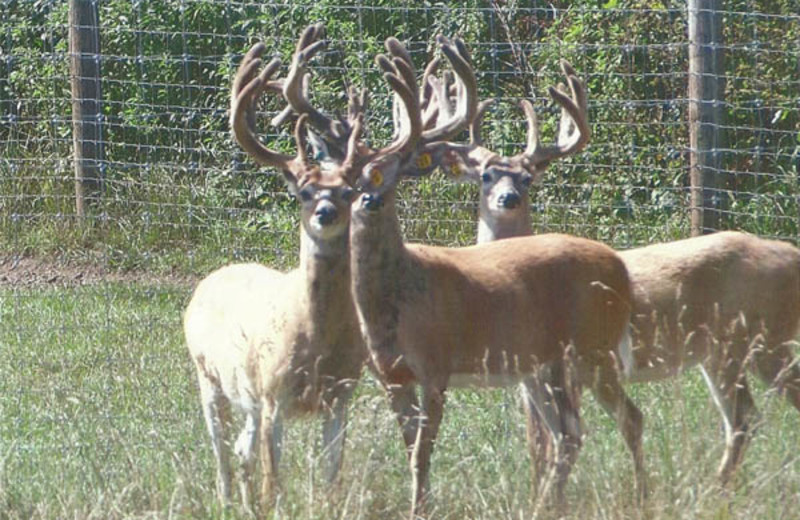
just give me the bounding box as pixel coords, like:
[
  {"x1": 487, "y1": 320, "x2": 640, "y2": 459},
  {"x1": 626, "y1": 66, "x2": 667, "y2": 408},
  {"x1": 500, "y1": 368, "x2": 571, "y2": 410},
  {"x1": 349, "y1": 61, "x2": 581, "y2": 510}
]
[
  {"x1": 498, "y1": 192, "x2": 521, "y2": 209},
  {"x1": 361, "y1": 193, "x2": 383, "y2": 211},
  {"x1": 315, "y1": 204, "x2": 338, "y2": 225}
]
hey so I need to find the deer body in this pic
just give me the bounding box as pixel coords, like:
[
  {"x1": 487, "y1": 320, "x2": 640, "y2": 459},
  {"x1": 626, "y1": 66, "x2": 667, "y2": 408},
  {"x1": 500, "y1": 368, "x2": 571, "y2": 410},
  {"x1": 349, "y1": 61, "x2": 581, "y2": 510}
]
[
  {"x1": 622, "y1": 232, "x2": 800, "y2": 382},
  {"x1": 186, "y1": 38, "x2": 365, "y2": 513},
  {"x1": 186, "y1": 218, "x2": 363, "y2": 510},
  {"x1": 473, "y1": 180, "x2": 800, "y2": 483},
  {"x1": 350, "y1": 174, "x2": 636, "y2": 514},
  {"x1": 435, "y1": 58, "x2": 800, "y2": 485},
  {"x1": 281, "y1": 32, "x2": 640, "y2": 514},
  {"x1": 620, "y1": 232, "x2": 800, "y2": 481},
  {"x1": 352, "y1": 205, "x2": 631, "y2": 386},
  {"x1": 187, "y1": 235, "x2": 361, "y2": 411}
]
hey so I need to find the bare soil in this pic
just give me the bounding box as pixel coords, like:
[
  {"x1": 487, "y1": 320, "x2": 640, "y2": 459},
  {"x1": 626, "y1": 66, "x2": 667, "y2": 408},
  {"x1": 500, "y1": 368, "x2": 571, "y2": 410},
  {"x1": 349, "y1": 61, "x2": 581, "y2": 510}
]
[{"x1": 0, "y1": 254, "x2": 198, "y2": 289}]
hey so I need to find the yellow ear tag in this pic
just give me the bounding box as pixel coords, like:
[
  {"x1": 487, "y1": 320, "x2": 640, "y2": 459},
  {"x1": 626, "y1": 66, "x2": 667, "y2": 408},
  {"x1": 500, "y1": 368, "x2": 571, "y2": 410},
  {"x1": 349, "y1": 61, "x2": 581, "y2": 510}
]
[
  {"x1": 448, "y1": 163, "x2": 462, "y2": 177},
  {"x1": 370, "y1": 169, "x2": 383, "y2": 187},
  {"x1": 416, "y1": 153, "x2": 432, "y2": 169}
]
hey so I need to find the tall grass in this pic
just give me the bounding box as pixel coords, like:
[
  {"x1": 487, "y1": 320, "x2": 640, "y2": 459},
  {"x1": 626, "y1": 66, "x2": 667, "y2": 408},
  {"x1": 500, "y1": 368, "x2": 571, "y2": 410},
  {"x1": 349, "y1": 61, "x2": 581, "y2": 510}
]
[{"x1": 1, "y1": 283, "x2": 799, "y2": 519}]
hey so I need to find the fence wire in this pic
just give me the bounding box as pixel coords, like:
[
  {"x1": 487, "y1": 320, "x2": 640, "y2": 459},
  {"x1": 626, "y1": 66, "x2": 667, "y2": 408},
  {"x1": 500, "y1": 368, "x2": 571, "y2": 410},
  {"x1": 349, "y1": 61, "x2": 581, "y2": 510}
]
[{"x1": 1, "y1": 1, "x2": 798, "y2": 273}]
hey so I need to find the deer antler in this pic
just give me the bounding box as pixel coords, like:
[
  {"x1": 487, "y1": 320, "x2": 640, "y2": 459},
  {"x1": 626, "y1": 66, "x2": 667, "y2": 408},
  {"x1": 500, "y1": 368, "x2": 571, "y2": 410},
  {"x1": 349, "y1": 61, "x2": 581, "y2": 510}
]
[
  {"x1": 419, "y1": 36, "x2": 478, "y2": 144},
  {"x1": 373, "y1": 37, "x2": 423, "y2": 158},
  {"x1": 420, "y1": 56, "x2": 443, "y2": 130},
  {"x1": 390, "y1": 36, "x2": 478, "y2": 149},
  {"x1": 516, "y1": 60, "x2": 590, "y2": 169},
  {"x1": 341, "y1": 37, "x2": 426, "y2": 177},
  {"x1": 469, "y1": 99, "x2": 494, "y2": 146},
  {"x1": 267, "y1": 23, "x2": 368, "y2": 165},
  {"x1": 230, "y1": 43, "x2": 315, "y2": 181}
]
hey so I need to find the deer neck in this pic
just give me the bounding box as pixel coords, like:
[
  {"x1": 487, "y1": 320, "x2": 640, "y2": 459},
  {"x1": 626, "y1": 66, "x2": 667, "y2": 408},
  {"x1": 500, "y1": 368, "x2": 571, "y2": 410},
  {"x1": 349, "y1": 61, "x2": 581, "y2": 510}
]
[
  {"x1": 349, "y1": 193, "x2": 409, "y2": 380},
  {"x1": 298, "y1": 226, "x2": 352, "y2": 332},
  {"x1": 476, "y1": 198, "x2": 532, "y2": 243}
]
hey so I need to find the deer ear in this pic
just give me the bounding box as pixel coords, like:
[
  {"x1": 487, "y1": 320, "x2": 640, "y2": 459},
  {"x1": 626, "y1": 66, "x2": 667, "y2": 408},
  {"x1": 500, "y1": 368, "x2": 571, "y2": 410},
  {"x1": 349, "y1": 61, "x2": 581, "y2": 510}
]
[
  {"x1": 429, "y1": 143, "x2": 481, "y2": 182},
  {"x1": 281, "y1": 169, "x2": 301, "y2": 195},
  {"x1": 360, "y1": 154, "x2": 402, "y2": 196},
  {"x1": 521, "y1": 159, "x2": 551, "y2": 185},
  {"x1": 397, "y1": 143, "x2": 479, "y2": 182},
  {"x1": 306, "y1": 128, "x2": 332, "y2": 162}
]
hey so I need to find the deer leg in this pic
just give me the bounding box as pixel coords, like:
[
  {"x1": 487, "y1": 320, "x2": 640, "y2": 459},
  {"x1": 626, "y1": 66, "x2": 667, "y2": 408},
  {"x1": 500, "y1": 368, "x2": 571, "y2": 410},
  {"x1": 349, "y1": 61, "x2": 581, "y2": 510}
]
[
  {"x1": 701, "y1": 342, "x2": 758, "y2": 486},
  {"x1": 409, "y1": 386, "x2": 445, "y2": 520},
  {"x1": 519, "y1": 380, "x2": 553, "y2": 493},
  {"x1": 386, "y1": 383, "x2": 422, "y2": 460},
  {"x1": 751, "y1": 342, "x2": 800, "y2": 413},
  {"x1": 258, "y1": 403, "x2": 282, "y2": 513},
  {"x1": 198, "y1": 380, "x2": 234, "y2": 507},
  {"x1": 321, "y1": 385, "x2": 355, "y2": 485},
  {"x1": 521, "y1": 362, "x2": 581, "y2": 509},
  {"x1": 591, "y1": 367, "x2": 647, "y2": 501},
  {"x1": 234, "y1": 404, "x2": 261, "y2": 514}
]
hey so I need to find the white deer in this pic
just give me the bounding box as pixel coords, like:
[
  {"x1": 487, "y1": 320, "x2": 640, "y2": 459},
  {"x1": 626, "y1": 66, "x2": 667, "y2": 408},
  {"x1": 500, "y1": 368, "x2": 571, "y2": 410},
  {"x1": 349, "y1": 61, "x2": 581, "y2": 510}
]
[
  {"x1": 184, "y1": 39, "x2": 364, "y2": 512},
  {"x1": 425, "y1": 60, "x2": 800, "y2": 486},
  {"x1": 328, "y1": 37, "x2": 643, "y2": 517}
]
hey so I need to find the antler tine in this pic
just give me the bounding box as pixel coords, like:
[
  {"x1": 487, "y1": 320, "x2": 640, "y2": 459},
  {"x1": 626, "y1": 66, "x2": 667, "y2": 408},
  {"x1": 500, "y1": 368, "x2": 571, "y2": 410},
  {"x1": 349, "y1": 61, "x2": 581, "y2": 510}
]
[
  {"x1": 293, "y1": 113, "x2": 312, "y2": 168},
  {"x1": 420, "y1": 56, "x2": 440, "y2": 114},
  {"x1": 518, "y1": 59, "x2": 590, "y2": 167},
  {"x1": 347, "y1": 86, "x2": 368, "y2": 127},
  {"x1": 297, "y1": 21, "x2": 325, "y2": 55},
  {"x1": 560, "y1": 60, "x2": 589, "y2": 141},
  {"x1": 520, "y1": 99, "x2": 541, "y2": 160},
  {"x1": 420, "y1": 57, "x2": 442, "y2": 130},
  {"x1": 454, "y1": 37, "x2": 472, "y2": 66},
  {"x1": 269, "y1": 72, "x2": 311, "y2": 128},
  {"x1": 392, "y1": 55, "x2": 440, "y2": 140},
  {"x1": 341, "y1": 89, "x2": 367, "y2": 184},
  {"x1": 374, "y1": 38, "x2": 422, "y2": 157},
  {"x1": 421, "y1": 35, "x2": 478, "y2": 143},
  {"x1": 470, "y1": 99, "x2": 494, "y2": 146},
  {"x1": 230, "y1": 44, "x2": 296, "y2": 171},
  {"x1": 429, "y1": 70, "x2": 455, "y2": 123},
  {"x1": 281, "y1": 23, "x2": 348, "y2": 141}
]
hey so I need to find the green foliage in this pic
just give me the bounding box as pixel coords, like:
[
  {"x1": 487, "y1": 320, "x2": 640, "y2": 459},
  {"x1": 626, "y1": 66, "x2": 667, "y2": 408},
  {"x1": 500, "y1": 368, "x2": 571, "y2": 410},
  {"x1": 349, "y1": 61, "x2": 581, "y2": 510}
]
[{"x1": 1, "y1": 1, "x2": 799, "y2": 271}]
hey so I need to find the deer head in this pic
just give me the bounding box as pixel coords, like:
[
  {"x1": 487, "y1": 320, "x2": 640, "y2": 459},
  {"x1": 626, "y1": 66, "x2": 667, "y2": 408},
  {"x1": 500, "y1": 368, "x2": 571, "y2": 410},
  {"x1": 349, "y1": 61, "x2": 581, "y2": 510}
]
[
  {"x1": 231, "y1": 42, "x2": 357, "y2": 240},
  {"x1": 345, "y1": 35, "x2": 479, "y2": 212},
  {"x1": 435, "y1": 61, "x2": 590, "y2": 221}
]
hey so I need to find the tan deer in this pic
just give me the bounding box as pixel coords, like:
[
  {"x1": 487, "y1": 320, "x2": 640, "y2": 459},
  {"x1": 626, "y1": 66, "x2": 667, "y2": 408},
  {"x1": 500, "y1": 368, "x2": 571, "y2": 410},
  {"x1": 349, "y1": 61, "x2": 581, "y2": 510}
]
[
  {"x1": 184, "y1": 41, "x2": 365, "y2": 513},
  {"x1": 328, "y1": 37, "x2": 644, "y2": 517},
  {"x1": 426, "y1": 60, "x2": 800, "y2": 486}
]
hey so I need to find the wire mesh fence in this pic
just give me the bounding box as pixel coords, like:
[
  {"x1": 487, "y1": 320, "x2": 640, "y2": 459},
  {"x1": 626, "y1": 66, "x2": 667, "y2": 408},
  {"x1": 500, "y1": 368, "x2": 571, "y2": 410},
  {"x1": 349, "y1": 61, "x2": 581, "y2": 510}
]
[{"x1": 1, "y1": 1, "x2": 798, "y2": 273}]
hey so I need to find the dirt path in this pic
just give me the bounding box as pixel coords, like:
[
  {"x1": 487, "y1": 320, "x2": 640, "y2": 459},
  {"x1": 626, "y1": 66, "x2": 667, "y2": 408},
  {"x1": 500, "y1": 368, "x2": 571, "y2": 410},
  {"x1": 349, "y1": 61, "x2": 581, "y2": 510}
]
[{"x1": 0, "y1": 254, "x2": 198, "y2": 289}]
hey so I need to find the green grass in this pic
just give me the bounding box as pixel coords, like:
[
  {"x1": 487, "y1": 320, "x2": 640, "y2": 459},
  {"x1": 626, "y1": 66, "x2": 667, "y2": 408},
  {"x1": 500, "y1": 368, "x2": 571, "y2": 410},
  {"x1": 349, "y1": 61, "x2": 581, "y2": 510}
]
[{"x1": 1, "y1": 283, "x2": 799, "y2": 519}]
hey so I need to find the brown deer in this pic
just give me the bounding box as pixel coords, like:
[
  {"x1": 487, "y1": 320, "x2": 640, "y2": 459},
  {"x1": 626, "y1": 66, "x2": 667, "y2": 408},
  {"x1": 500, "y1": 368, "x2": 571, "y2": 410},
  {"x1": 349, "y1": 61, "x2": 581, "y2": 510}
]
[
  {"x1": 426, "y1": 60, "x2": 800, "y2": 486},
  {"x1": 184, "y1": 41, "x2": 364, "y2": 513},
  {"x1": 333, "y1": 37, "x2": 643, "y2": 517}
]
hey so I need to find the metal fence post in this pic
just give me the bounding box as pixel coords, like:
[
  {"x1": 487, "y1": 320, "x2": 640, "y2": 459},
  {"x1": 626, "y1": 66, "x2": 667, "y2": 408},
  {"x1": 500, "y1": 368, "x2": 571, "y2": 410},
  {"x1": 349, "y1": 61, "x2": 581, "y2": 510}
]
[
  {"x1": 69, "y1": 0, "x2": 103, "y2": 219},
  {"x1": 688, "y1": 0, "x2": 725, "y2": 236}
]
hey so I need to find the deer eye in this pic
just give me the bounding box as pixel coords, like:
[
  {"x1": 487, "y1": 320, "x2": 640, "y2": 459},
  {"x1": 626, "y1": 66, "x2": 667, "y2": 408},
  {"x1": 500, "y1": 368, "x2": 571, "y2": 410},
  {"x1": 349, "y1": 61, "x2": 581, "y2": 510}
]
[
  {"x1": 521, "y1": 175, "x2": 533, "y2": 188},
  {"x1": 299, "y1": 189, "x2": 313, "y2": 202},
  {"x1": 481, "y1": 172, "x2": 493, "y2": 184}
]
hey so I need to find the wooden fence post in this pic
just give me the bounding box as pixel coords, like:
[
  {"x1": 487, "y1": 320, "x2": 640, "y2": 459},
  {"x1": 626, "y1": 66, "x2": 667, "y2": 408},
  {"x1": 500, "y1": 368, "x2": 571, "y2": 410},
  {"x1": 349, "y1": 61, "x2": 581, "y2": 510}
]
[
  {"x1": 688, "y1": 0, "x2": 725, "y2": 236},
  {"x1": 69, "y1": 0, "x2": 103, "y2": 218}
]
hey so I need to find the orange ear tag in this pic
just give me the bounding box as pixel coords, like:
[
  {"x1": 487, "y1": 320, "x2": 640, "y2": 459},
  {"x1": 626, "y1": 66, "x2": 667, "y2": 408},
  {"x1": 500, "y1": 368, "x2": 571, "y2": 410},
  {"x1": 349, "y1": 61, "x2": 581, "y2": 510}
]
[
  {"x1": 370, "y1": 169, "x2": 383, "y2": 187},
  {"x1": 448, "y1": 163, "x2": 462, "y2": 177},
  {"x1": 415, "y1": 153, "x2": 432, "y2": 169}
]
